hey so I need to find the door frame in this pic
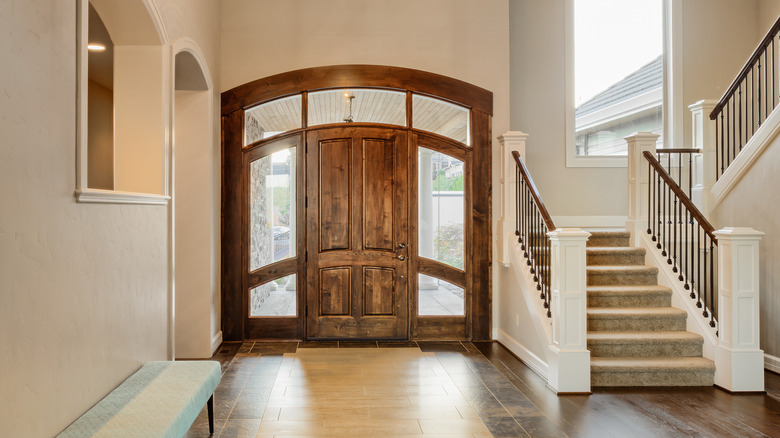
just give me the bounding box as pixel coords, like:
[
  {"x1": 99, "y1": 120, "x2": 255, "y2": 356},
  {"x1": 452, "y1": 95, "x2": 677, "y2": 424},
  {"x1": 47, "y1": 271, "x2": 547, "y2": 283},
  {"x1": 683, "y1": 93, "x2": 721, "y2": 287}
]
[{"x1": 221, "y1": 65, "x2": 493, "y2": 341}]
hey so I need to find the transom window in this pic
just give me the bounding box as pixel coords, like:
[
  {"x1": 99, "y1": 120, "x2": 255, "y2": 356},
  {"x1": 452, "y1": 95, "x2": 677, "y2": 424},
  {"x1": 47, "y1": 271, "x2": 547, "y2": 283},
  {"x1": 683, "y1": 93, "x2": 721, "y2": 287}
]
[{"x1": 242, "y1": 91, "x2": 471, "y2": 147}]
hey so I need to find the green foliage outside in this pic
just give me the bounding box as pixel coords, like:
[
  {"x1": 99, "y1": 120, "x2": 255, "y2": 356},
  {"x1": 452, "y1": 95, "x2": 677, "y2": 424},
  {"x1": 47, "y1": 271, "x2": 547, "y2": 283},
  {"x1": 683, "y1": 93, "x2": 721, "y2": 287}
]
[
  {"x1": 433, "y1": 223, "x2": 464, "y2": 269},
  {"x1": 432, "y1": 170, "x2": 463, "y2": 192}
]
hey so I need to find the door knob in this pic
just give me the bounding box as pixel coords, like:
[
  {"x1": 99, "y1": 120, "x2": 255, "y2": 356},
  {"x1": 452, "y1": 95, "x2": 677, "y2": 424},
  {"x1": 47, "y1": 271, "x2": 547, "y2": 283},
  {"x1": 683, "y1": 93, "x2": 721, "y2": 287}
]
[
  {"x1": 397, "y1": 243, "x2": 406, "y2": 249},
  {"x1": 397, "y1": 255, "x2": 406, "y2": 261}
]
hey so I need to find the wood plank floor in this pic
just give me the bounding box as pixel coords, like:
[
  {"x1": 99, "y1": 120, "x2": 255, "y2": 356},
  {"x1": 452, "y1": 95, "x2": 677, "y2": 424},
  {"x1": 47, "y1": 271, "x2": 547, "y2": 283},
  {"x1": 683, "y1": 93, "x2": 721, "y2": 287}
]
[{"x1": 186, "y1": 341, "x2": 780, "y2": 437}]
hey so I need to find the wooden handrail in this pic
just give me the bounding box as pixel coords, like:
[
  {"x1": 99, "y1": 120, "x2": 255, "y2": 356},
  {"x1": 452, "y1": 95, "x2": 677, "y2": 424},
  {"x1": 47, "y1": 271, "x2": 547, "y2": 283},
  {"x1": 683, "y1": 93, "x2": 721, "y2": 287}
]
[
  {"x1": 643, "y1": 151, "x2": 717, "y2": 243},
  {"x1": 655, "y1": 148, "x2": 700, "y2": 154},
  {"x1": 511, "y1": 151, "x2": 556, "y2": 232},
  {"x1": 710, "y1": 15, "x2": 780, "y2": 120}
]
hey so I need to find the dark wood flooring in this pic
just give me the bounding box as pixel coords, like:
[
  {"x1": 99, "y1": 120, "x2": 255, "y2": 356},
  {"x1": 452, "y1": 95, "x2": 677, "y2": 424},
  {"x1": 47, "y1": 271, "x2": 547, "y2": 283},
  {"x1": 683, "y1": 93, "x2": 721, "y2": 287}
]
[{"x1": 194, "y1": 340, "x2": 780, "y2": 437}]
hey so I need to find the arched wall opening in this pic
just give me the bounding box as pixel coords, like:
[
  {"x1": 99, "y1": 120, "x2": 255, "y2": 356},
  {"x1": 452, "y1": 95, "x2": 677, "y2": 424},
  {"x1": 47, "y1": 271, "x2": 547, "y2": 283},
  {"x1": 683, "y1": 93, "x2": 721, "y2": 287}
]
[{"x1": 172, "y1": 44, "x2": 221, "y2": 358}]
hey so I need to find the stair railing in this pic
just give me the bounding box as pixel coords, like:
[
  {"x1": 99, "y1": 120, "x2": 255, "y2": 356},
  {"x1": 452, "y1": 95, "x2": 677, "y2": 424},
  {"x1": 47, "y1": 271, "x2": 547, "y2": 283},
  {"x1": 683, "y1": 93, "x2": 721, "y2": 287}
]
[
  {"x1": 644, "y1": 151, "x2": 718, "y2": 330},
  {"x1": 655, "y1": 148, "x2": 698, "y2": 200},
  {"x1": 710, "y1": 16, "x2": 780, "y2": 180},
  {"x1": 512, "y1": 150, "x2": 555, "y2": 317}
]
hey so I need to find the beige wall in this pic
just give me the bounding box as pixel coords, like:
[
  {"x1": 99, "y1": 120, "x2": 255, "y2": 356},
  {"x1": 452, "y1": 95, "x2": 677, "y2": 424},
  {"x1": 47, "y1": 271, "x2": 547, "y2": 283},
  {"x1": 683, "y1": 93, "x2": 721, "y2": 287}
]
[
  {"x1": 87, "y1": 80, "x2": 114, "y2": 190},
  {"x1": 677, "y1": 0, "x2": 763, "y2": 148},
  {"x1": 508, "y1": 0, "x2": 627, "y2": 219},
  {"x1": 0, "y1": 0, "x2": 221, "y2": 436},
  {"x1": 710, "y1": 138, "x2": 780, "y2": 359},
  {"x1": 758, "y1": 0, "x2": 780, "y2": 35}
]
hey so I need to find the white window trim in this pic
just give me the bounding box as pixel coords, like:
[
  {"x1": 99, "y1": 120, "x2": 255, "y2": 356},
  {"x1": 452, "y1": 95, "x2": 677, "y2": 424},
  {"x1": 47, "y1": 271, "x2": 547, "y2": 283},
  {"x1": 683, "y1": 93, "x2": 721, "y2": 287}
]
[
  {"x1": 74, "y1": 0, "x2": 170, "y2": 205},
  {"x1": 564, "y1": 0, "x2": 667, "y2": 168}
]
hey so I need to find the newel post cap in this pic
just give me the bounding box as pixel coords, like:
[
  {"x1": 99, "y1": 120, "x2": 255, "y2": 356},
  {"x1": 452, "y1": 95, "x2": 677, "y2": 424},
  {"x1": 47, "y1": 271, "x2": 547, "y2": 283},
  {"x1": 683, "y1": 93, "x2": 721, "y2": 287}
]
[
  {"x1": 713, "y1": 227, "x2": 765, "y2": 239},
  {"x1": 498, "y1": 131, "x2": 529, "y2": 143},
  {"x1": 624, "y1": 132, "x2": 660, "y2": 142},
  {"x1": 688, "y1": 99, "x2": 719, "y2": 111},
  {"x1": 547, "y1": 228, "x2": 591, "y2": 240}
]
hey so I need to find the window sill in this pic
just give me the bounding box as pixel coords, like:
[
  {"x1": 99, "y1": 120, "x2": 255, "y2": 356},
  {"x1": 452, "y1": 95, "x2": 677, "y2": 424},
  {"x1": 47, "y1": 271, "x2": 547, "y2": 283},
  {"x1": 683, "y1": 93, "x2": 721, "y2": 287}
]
[{"x1": 75, "y1": 188, "x2": 170, "y2": 205}]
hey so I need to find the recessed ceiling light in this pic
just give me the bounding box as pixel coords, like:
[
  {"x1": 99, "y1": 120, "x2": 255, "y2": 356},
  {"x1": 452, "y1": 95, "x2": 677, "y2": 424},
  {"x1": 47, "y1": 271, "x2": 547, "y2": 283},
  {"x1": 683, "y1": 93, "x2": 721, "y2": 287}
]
[{"x1": 87, "y1": 44, "x2": 106, "y2": 52}]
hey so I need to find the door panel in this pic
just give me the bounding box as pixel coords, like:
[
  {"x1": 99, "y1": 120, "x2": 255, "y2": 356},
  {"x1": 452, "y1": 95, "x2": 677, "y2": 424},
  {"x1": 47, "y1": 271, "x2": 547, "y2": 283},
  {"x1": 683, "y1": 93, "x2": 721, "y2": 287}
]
[
  {"x1": 319, "y1": 139, "x2": 352, "y2": 252},
  {"x1": 306, "y1": 127, "x2": 408, "y2": 339}
]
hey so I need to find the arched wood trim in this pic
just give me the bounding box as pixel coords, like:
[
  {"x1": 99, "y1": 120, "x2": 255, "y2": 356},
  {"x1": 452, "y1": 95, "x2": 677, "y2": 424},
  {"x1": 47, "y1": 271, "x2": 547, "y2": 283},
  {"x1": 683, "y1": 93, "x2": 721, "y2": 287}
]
[
  {"x1": 221, "y1": 65, "x2": 492, "y2": 341},
  {"x1": 221, "y1": 65, "x2": 493, "y2": 116}
]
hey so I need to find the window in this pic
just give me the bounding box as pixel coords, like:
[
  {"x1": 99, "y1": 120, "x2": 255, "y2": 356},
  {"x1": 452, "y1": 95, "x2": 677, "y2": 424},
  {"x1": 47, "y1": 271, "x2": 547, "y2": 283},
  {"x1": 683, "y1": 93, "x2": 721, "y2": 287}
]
[
  {"x1": 568, "y1": 0, "x2": 663, "y2": 164},
  {"x1": 308, "y1": 89, "x2": 406, "y2": 127},
  {"x1": 413, "y1": 95, "x2": 470, "y2": 146}
]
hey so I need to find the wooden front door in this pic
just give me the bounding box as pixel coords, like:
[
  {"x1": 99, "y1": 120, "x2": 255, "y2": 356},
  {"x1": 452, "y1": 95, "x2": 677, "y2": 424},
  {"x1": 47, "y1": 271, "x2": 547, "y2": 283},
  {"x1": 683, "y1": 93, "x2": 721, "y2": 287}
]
[{"x1": 305, "y1": 127, "x2": 409, "y2": 339}]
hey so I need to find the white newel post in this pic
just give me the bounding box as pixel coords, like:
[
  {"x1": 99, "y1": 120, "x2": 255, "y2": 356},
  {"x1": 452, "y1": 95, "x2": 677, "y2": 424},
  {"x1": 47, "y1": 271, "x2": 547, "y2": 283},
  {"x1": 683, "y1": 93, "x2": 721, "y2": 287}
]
[
  {"x1": 689, "y1": 100, "x2": 718, "y2": 215},
  {"x1": 713, "y1": 227, "x2": 765, "y2": 392},
  {"x1": 625, "y1": 133, "x2": 659, "y2": 246},
  {"x1": 497, "y1": 131, "x2": 528, "y2": 267},
  {"x1": 547, "y1": 228, "x2": 591, "y2": 393}
]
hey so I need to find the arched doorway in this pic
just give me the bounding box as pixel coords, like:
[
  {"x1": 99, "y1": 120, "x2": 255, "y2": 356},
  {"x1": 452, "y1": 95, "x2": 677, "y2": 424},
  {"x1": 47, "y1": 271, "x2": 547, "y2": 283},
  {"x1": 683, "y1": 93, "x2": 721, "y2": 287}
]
[{"x1": 221, "y1": 65, "x2": 492, "y2": 341}]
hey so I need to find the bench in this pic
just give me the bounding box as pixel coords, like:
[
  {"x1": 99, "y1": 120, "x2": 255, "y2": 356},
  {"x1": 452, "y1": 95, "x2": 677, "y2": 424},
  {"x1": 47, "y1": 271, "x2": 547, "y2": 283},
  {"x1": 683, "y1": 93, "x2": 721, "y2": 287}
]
[{"x1": 57, "y1": 361, "x2": 221, "y2": 438}]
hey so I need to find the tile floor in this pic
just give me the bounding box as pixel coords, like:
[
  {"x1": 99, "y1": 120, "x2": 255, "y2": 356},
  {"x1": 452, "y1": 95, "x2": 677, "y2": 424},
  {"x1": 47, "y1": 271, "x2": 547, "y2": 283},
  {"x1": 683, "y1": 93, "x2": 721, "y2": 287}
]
[{"x1": 185, "y1": 341, "x2": 552, "y2": 437}]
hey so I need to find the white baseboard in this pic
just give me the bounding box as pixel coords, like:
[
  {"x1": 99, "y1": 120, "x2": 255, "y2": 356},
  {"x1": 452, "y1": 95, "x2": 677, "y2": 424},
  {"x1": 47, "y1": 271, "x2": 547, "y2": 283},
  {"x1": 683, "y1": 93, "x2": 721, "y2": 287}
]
[
  {"x1": 495, "y1": 328, "x2": 549, "y2": 380},
  {"x1": 765, "y1": 353, "x2": 780, "y2": 374},
  {"x1": 211, "y1": 331, "x2": 223, "y2": 356},
  {"x1": 551, "y1": 215, "x2": 627, "y2": 229}
]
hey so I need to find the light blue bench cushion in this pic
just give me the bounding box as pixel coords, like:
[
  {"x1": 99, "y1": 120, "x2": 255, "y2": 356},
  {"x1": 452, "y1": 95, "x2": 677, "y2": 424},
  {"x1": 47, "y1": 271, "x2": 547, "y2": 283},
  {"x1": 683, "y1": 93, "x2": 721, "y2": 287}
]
[{"x1": 57, "y1": 361, "x2": 221, "y2": 438}]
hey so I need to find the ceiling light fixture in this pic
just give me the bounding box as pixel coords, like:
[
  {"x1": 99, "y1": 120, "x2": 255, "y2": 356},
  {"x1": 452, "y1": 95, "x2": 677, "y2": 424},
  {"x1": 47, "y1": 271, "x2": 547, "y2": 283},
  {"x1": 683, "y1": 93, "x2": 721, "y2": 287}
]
[
  {"x1": 343, "y1": 93, "x2": 355, "y2": 123},
  {"x1": 87, "y1": 44, "x2": 106, "y2": 52}
]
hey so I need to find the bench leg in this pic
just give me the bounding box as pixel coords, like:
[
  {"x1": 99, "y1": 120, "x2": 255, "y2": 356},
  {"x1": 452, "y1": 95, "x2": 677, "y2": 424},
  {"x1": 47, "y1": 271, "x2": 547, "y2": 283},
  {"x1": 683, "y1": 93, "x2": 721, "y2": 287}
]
[{"x1": 207, "y1": 394, "x2": 214, "y2": 435}]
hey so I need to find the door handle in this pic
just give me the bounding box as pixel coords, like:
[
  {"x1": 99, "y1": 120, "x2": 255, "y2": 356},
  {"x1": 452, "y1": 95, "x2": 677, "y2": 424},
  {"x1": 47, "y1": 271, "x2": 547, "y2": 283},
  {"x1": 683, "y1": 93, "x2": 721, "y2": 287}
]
[
  {"x1": 397, "y1": 243, "x2": 406, "y2": 249},
  {"x1": 397, "y1": 255, "x2": 406, "y2": 261}
]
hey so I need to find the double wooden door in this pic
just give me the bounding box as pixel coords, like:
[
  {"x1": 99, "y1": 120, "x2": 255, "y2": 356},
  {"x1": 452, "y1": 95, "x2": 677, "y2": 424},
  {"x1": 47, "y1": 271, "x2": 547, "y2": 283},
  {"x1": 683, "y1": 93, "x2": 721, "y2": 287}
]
[{"x1": 305, "y1": 127, "x2": 409, "y2": 339}]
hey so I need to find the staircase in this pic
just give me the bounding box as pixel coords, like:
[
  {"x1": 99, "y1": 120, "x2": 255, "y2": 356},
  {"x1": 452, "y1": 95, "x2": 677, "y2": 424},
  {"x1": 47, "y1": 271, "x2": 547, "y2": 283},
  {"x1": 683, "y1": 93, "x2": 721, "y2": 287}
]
[{"x1": 586, "y1": 231, "x2": 715, "y2": 386}]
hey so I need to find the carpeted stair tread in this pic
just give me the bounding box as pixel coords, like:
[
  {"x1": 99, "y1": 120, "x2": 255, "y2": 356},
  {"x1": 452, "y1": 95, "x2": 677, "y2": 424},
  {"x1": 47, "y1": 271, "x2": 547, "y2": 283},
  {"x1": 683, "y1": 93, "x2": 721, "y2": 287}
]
[
  {"x1": 587, "y1": 285, "x2": 671, "y2": 307},
  {"x1": 587, "y1": 307, "x2": 687, "y2": 331},
  {"x1": 588, "y1": 331, "x2": 702, "y2": 343},
  {"x1": 588, "y1": 307, "x2": 687, "y2": 318},
  {"x1": 587, "y1": 265, "x2": 658, "y2": 274},
  {"x1": 591, "y1": 356, "x2": 714, "y2": 373},
  {"x1": 586, "y1": 247, "x2": 646, "y2": 265},
  {"x1": 587, "y1": 231, "x2": 631, "y2": 248}
]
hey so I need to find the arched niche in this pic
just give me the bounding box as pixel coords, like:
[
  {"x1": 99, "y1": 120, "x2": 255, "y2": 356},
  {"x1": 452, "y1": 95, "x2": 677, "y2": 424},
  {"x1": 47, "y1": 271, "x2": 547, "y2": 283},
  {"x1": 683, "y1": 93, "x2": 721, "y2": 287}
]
[
  {"x1": 76, "y1": 0, "x2": 170, "y2": 203},
  {"x1": 172, "y1": 41, "x2": 220, "y2": 358}
]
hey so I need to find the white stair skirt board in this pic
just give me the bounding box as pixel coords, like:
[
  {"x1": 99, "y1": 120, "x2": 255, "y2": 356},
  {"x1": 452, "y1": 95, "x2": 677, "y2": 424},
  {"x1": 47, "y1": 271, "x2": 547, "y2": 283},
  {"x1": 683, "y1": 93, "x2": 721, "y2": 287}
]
[
  {"x1": 495, "y1": 328, "x2": 549, "y2": 380},
  {"x1": 765, "y1": 354, "x2": 780, "y2": 374},
  {"x1": 709, "y1": 103, "x2": 780, "y2": 211}
]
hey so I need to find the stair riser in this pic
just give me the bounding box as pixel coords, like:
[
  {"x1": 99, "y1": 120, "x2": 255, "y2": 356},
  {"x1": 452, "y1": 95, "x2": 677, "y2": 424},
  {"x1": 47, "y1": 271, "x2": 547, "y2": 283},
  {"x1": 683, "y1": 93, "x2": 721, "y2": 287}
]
[
  {"x1": 591, "y1": 370, "x2": 714, "y2": 387},
  {"x1": 587, "y1": 253, "x2": 645, "y2": 265},
  {"x1": 588, "y1": 342, "x2": 703, "y2": 358},
  {"x1": 587, "y1": 237, "x2": 630, "y2": 248},
  {"x1": 588, "y1": 294, "x2": 670, "y2": 308},
  {"x1": 588, "y1": 317, "x2": 687, "y2": 331},
  {"x1": 587, "y1": 273, "x2": 657, "y2": 286}
]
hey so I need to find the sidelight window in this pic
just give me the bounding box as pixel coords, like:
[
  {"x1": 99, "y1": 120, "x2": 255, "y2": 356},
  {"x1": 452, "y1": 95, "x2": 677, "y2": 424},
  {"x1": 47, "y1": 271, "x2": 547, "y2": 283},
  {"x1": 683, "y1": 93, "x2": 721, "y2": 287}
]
[
  {"x1": 249, "y1": 147, "x2": 297, "y2": 271},
  {"x1": 418, "y1": 147, "x2": 465, "y2": 270},
  {"x1": 250, "y1": 274, "x2": 297, "y2": 317}
]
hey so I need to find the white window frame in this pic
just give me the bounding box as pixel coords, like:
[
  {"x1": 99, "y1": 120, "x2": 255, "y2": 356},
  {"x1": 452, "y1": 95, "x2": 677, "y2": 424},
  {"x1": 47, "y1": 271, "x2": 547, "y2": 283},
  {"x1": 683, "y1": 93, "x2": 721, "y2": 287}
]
[{"x1": 564, "y1": 0, "x2": 669, "y2": 168}]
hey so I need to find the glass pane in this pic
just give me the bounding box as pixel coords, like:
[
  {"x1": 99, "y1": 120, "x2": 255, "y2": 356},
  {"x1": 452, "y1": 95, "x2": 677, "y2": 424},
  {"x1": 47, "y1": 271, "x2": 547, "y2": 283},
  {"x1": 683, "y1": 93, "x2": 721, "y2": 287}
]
[
  {"x1": 308, "y1": 89, "x2": 406, "y2": 126},
  {"x1": 250, "y1": 274, "x2": 297, "y2": 317},
  {"x1": 418, "y1": 274, "x2": 464, "y2": 316},
  {"x1": 245, "y1": 95, "x2": 302, "y2": 145},
  {"x1": 249, "y1": 147, "x2": 296, "y2": 271},
  {"x1": 418, "y1": 147, "x2": 464, "y2": 270},
  {"x1": 412, "y1": 95, "x2": 470, "y2": 146}
]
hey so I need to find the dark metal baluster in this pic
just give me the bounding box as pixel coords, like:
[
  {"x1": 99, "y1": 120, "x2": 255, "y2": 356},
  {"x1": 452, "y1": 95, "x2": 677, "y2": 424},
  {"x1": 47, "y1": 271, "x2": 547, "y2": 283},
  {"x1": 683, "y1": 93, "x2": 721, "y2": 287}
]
[
  {"x1": 696, "y1": 227, "x2": 702, "y2": 309},
  {"x1": 709, "y1": 238, "x2": 716, "y2": 327},
  {"x1": 682, "y1": 208, "x2": 688, "y2": 284},
  {"x1": 759, "y1": 55, "x2": 763, "y2": 126},
  {"x1": 739, "y1": 84, "x2": 743, "y2": 151},
  {"x1": 647, "y1": 160, "x2": 652, "y2": 235},
  {"x1": 688, "y1": 210, "x2": 694, "y2": 294},
  {"x1": 666, "y1": 181, "x2": 672, "y2": 264},
  {"x1": 703, "y1": 234, "x2": 710, "y2": 319},
  {"x1": 657, "y1": 171, "x2": 663, "y2": 249},
  {"x1": 672, "y1": 182, "x2": 677, "y2": 270},
  {"x1": 515, "y1": 167, "x2": 520, "y2": 242}
]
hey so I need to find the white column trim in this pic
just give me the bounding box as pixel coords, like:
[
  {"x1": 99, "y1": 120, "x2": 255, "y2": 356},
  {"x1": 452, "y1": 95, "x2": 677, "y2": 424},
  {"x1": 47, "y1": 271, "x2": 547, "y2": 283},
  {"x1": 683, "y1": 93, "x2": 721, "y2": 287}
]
[
  {"x1": 714, "y1": 227, "x2": 765, "y2": 392},
  {"x1": 497, "y1": 131, "x2": 528, "y2": 267}
]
